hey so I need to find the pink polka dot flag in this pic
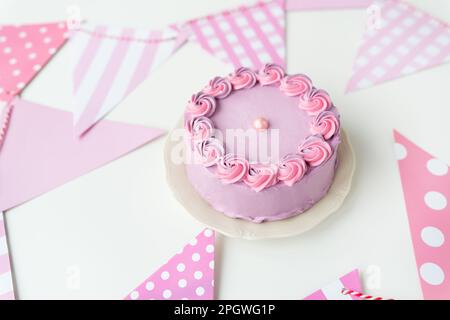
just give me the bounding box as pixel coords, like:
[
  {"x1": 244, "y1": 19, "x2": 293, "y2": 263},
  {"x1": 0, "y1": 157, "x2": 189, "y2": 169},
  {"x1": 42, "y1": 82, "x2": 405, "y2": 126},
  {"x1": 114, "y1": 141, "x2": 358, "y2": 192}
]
[
  {"x1": 0, "y1": 22, "x2": 69, "y2": 104},
  {"x1": 304, "y1": 269, "x2": 361, "y2": 300},
  {"x1": 347, "y1": 0, "x2": 450, "y2": 92},
  {"x1": 125, "y1": 229, "x2": 215, "y2": 300},
  {"x1": 188, "y1": 0, "x2": 285, "y2": 69},
  {"x1": 394, "y1": 130, "x2": 449, "y2": 300}
]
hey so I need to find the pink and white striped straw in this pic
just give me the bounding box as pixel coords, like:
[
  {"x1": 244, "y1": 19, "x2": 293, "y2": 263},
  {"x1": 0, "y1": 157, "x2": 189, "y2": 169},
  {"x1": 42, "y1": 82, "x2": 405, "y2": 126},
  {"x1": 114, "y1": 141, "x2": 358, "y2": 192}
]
[{"x1": 341, "y1": 288, "x2": 395, "y2": 300}]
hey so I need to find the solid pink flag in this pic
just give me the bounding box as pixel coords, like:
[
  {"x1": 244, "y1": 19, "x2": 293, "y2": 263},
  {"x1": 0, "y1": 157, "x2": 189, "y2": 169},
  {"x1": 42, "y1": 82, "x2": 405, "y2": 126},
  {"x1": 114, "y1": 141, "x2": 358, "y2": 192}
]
[
  {"x1": 347, "y1": 0, "x2": 450, "y2": 92},
  {"x1": 304, "y1": 269, "x2": 361, "y2": 300},
  {"x1": 188, "y1": 0, "x2": 285, "y2": 69},
  {"x1": 0, "y1": 212, "x2": 14, "y2": 300},
  {"x1": 0, "y1": 98, "x2": 165, "y2": 211},
  {"x1": 394, "y1": 131, "x2": 449, "y2": 300},
  {"x1": 125, "y1": 229, "x2": 215, "y2": 300},
  {"x1": 0, "y1": 22, "x2": 68, "y2": 103}
]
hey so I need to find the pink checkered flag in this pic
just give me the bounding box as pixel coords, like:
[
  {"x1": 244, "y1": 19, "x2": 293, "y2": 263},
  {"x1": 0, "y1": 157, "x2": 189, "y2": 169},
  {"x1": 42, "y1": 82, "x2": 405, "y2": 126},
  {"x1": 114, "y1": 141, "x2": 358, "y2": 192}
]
[
  {"x1": 125, "y1": 229, "x2": 215, "y2": 300},
  {"x1": 286, "y1": 0, "x2": 372, "y2": 11},
  {"x1": 347, "y1": 0, "x2": 450, "y2": 92},
  {"x1": 187, "y1": 0, "x2": 285, "y2": 69},
  {"x1": 394, "y1": 131, "x2": 449, "y2": 299}
]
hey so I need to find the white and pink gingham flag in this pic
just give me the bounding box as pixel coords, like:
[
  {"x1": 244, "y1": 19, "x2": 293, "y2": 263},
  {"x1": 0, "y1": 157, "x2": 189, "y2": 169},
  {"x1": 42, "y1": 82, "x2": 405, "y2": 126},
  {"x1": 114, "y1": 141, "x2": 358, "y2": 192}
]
[
  {"x1": 70, "y1": 24, "x2": 187, "y2": 136},
  {"x1": 347, "y1": 0, "x2": 450, "y2": 92},
  {"x1": 0, "y1": 212, "x2": 15, "y2": 300},
  {"x1": 286, "y1": 0, "x2": 372, "y2": 11},
  {"x1": 304, "y1": 269, "x2": 361, "y2": 300},
  {"x1": 125, "y1": 229, "x2": 215, "y2": 300},
  {"x1": 0, "y1": 22, "x2": 68, "y2": 104},
  {"x1": 394, "y1": 131, "x2": 449, "y2": 300},
  {"x1": 187, "y1": 0, "x2": 285, "y2": 69}
]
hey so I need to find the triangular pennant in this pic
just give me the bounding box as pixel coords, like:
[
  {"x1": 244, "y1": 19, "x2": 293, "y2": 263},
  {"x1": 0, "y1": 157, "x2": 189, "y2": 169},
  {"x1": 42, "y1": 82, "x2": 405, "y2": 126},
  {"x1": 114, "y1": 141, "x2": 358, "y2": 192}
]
[
  {"x1": 393, "y1": 130, "x2": 449, "y2": 300},
  {"x1": 0, "y1": 22, "x2": 68, "y2": 103},
  {"x1": 286, "y1": 0, "x2": 372, "y2": 11},
  {"x1": 71, "y1": 24, "x2": 187, "y2": 136},
  {"x1": 0, "y1": 101, "x2": 13, "y2": 150},
  {"x1": 188, "y1": 0, "x2": 285, "y2": 69},
  {"x1": 347, "y1": 0, "x2": 450, "y2": 92},
  {"x1": 0, "y1": 98, "x2": 165, "y2": 211},
  {"x1": 0, "y1": 212, "x2": 14, "y2": 300},
  {"x1": 304, "y1": 269, "x2": 362, "y2": 300},
  {"x1": 125, "y1": 228, "x2": 215, "y2": 300}
]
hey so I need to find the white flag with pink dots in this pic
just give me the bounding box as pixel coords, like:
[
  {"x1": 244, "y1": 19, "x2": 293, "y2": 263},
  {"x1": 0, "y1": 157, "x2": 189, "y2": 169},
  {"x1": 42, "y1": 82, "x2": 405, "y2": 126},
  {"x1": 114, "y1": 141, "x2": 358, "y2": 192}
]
[
  {"x1": 0, "y1": 22, "x2": 69, "y2": 104},
  {"x1": 125, "y1": 228, "x2": 215, "y2": 300},
  {"x1": 394, "y1": 130, "x2": 449, "y2": 299}
]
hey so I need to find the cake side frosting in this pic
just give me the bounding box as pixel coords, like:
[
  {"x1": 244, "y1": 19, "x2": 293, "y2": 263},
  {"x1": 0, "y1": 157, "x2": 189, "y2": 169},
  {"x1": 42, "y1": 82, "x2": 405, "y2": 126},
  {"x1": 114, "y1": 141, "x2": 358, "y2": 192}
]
[{"x1": 183, "y1": 64, "x2": 341, "y2": 222}]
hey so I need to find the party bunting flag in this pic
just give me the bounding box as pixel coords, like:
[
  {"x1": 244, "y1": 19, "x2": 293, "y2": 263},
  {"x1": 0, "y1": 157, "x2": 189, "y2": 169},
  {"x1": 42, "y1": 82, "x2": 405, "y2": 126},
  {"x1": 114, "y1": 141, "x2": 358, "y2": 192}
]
[
  {"x1": 0, "y1": 212, "x2": 14, "y2": 300},
  {"x1": 0, "y1": 98, "x2": 165, "y2": 212},
  {"x1": 394, "y1": 131, "x2": 449, "y2": 300},
  {"x1": 286, "y1": 0, "x2": 372, "y2": 11},
  {"x1": 0, "y1": 22, "x2": 68, "y2": 104},
  {"x1": 304, "y1": 269, "x2": 362, "y2": 300},
  {"x1": 0, "y1": 101, "x2": 13, "y2": 151},
  {"x1": 125, "y1": 228, "x2": 215, "y2": 300},
  {"x1": 187, "y1": 0, "x2": 285, "y2": 69},
  {"x1": 347, "y1": 0, "x2": 450, "y2": 92},
  {"x1": 71, "y1": 24, "x2": 187, "y2": 136}
]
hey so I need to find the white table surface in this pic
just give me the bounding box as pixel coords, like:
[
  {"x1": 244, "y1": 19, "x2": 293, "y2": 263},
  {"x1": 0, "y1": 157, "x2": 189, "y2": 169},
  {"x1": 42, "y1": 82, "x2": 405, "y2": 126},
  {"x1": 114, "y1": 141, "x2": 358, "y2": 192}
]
[{"x1": 1, "y1": 0, "x2": 449, "y2": 299}]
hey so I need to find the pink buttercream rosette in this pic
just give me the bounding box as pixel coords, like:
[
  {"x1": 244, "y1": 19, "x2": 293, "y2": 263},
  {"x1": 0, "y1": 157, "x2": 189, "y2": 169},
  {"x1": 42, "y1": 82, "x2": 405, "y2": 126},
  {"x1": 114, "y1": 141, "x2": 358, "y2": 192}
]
[{"x1": 184, "y1": 63, "x2": 340, "y2": 192}]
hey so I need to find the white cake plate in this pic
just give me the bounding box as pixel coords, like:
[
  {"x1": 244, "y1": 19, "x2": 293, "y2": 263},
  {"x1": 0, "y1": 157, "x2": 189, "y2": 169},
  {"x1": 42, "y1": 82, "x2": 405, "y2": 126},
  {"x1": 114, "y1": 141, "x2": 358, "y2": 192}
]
[{"x1": 164, "y1": 125, "x2": 355, "y2": 240}]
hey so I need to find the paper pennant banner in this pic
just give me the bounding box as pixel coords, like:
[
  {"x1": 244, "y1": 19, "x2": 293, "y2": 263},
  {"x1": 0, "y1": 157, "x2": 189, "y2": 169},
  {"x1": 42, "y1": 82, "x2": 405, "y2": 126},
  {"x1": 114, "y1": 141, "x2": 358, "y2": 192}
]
[
  {"x1": 347, "y1": 0, "x2": 450, "y2": 92},
  {"x1": 394, "y1": 131, "x2": 449, "y2": 300},
  {"x1": 286, "y1": 0, "x2": 372, "y2": 11},
  {"x1": 71, "y1": 24, "x2": 187, "y2": 136},
  {"x1": 0, "y1": 212, "x2": 14, "y2": 300},
  {"x1": 304, "y1": 269, "x2": 362, "y2": 300},
  {"x1": 125, "y1": 229, "x2": 215, "y2": 300},
  {"x1": 187, "y1": 0, "x2": 285, "y2": 69},
  {"x1": 0, "y1": 22, "x2": 68, "y2": 103},
  {"x1": 0, "y1": 101, "x2": 13, "y2": 150},
  {"x1": 0, "y1": 98, "x2": 164, "y2": 211}
]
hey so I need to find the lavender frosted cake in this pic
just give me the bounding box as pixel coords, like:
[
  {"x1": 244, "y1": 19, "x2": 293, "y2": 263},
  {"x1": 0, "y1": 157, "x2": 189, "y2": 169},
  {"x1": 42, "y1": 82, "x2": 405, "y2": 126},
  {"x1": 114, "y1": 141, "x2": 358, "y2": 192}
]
[{"x1": 184, "y1": 64, "x2": 341, "y2": 223}]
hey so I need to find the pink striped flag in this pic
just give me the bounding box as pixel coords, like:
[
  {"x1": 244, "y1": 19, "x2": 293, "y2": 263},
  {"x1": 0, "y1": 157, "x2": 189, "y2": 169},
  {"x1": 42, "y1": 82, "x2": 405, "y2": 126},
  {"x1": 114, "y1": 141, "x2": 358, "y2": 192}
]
[
  {"x1": 187, "y1": 0, "x2": 285, "y2": 69},
  {"x1": 0, "y1": 22, "x2": 68, "y2": 104},
  {"x1": 0, "y1": 98, "x2": 165, "y2": 212},
  {"x1": 70, "y1": 24, "x2": 187, "y2": 136},
  {"x1": 0, "y1": 212, "x2": 15, "y2": 300},
  {"x1": 286, "y1": 0, "x2": 372, "y2": 11},
  {"x1": 347, "y1": 0, "x2": 450, "y2": 92},
  {"x1": 125, "y1": 229, "x2": 215, "y2": 300},
  {"x1": 394, "y1": 131, "x2": 449, "y2": 300},
  {"x1": 304, "y1": 269, "x2": 362, "y2": 300}
]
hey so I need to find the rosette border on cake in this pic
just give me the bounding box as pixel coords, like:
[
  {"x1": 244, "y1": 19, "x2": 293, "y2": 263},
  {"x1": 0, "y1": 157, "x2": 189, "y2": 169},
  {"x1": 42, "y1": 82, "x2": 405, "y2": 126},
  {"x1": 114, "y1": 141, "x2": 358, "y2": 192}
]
[{"x1": 184, "y1": 64, "x2": 341, "y2": 223}]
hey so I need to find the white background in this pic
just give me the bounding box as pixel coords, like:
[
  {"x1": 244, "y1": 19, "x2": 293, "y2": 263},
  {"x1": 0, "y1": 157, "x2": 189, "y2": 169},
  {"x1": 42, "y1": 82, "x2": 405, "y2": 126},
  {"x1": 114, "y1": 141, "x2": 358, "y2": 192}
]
[{"x1": 1, "y1": 0, "x2": 449, "y2": 299}]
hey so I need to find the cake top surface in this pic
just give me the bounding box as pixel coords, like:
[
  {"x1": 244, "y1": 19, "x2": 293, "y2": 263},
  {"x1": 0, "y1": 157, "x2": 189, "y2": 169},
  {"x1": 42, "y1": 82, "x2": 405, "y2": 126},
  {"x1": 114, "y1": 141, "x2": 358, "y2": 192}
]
[{"x1": 184, "y1": 64, "x2": 341, "y2": 192}]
